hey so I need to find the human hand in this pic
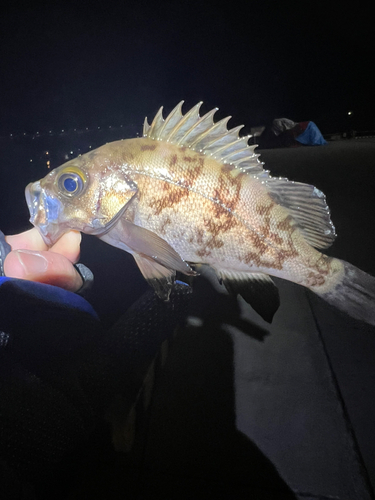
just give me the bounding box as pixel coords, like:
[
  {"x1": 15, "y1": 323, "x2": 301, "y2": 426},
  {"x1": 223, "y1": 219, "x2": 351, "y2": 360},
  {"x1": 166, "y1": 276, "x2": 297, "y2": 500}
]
[{"x1": 4, "y1": 228, "x2": 84, "y2": 292}]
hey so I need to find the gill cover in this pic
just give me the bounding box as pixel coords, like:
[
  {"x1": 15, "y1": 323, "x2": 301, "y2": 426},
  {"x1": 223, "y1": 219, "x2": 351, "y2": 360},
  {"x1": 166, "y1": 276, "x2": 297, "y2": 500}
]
[{"x1": 86, "y1": 169, "x2": 139, "y2": 234}]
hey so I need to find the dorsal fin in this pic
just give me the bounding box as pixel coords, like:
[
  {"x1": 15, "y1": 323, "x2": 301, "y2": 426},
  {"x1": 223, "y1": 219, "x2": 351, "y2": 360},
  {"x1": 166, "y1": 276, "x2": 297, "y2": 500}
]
[
  {"x1": 143, "y1": 101, "x2": 263, "y2": 174},
  {"x1": 257, "y1": 171, "x2": 337, "y2": 249}
]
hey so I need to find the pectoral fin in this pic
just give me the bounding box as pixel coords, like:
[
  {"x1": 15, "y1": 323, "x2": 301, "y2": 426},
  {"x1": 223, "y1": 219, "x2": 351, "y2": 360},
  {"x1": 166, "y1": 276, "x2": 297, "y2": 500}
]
[
  {"x1": 100, "y1": 218, "x2": 197, "y2": 277},
  {"x1": 215, "y1": 269, "x2": 280, "y2": 323},
  {"x1": 123, "y1": 221, "x2": 196, "y2": 276},
  {"x1": 133, "y1": 253, "x2": 175, "y2": 301}
]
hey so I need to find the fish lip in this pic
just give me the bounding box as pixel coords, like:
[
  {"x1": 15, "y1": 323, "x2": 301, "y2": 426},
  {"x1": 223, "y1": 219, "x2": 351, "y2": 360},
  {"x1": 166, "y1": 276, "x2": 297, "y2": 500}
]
[
  {"x1": 34, "y1": 225, "x2": 55, "y2": 246},
  {"x1": 25, "y1": 181, "x2": 62, "y2": 246},
  {"x1": 25, "y1": 182, "x2": 40, "y2": 224},
  {"x1": 25, "y1": 183, "x2": 32, "y2": 211}
]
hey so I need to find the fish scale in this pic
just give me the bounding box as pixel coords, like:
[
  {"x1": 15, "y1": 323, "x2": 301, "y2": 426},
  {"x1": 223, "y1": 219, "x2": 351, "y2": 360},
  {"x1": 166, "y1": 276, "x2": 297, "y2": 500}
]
[
  {"x1": 25, "y1": 102, "x2": 375, "y2": 326},
  {"x1": 129, "y1": 141, "x2": 330, "y2": 281}
]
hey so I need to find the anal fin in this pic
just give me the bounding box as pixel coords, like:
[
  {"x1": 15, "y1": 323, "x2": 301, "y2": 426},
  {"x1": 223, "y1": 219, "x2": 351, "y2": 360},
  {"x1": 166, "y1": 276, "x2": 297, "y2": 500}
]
[
  {"x1": 215, "y1": 269, "x2": 280, "y2": 323},
  {"x1": 133, "y1": 253, "x2": 175, "y2": 301}
]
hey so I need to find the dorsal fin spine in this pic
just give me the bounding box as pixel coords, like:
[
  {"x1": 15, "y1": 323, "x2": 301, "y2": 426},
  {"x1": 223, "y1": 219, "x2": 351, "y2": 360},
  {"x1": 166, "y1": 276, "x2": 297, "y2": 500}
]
[
  {"x1": 158, "y1": 101, "x2": 184, "y2": 140},
  {"x1": 204, "y1": 126, "x2": 245, "y2": 155},
  {"x1": 210, "y1": 135, "x2": 250, "y2": 158},
  {"x1": 164, "y1": 101, "x2": 194, "y2": 141},
  {"x1": 224, "y1": 144, "x2": 259, "y2": 163},
  {"x1": 208, "y1": 137, "x2": 244, "y2": 157},
  {"x1": 148, "y1": 106, "x2": 164, "y2": 139},
  {"x1": 176, "y1": 105, "x2": 216, "y2": 145},
  {"x1": 191, "y1": 116, "x2": 232, "y2": 150},
  {"x1": 167, "y1": 102, "x2": 203, "y2": 142},
  {"x1": 181, "y1": 108, "x2": 218, "y2": 147},
  {"x1": 221, "y1": 146, "x2": 251, "y2": 163},
  {"x1": 143, "y1": 101, "x2": 263, "y2": 174},
  {"x1": 143, "y1": 117, "x2": 151, "y2": 137}
]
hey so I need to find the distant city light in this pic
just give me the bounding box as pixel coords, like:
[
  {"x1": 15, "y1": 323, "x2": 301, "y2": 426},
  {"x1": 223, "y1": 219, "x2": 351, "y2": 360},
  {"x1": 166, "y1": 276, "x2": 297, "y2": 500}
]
[{"x1": 3, "y1": 123, "x2": 127, "y2": 142}]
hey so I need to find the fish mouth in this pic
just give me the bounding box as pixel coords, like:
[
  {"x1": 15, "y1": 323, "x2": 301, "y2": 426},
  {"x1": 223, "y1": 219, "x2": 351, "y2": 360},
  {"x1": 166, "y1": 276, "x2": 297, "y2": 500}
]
[
  {"x1": 25, "y1": 181, "x2": 41, "y2": 224},
  {"x1": 25, "y1": 182, "x2": 63, "y2": 246}
]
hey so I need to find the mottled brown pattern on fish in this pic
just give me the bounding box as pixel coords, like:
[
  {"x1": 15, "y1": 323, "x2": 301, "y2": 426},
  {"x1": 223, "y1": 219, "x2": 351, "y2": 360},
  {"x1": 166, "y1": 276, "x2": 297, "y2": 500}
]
[
  {"x1": 313, "y1": 254, "x2": 332, "y2": 274},
  {"x1": 210, "y1": 202, "x2": 239, "y2": 233},
  {"x1": 132, "y1": 137, "x2": 310, "y2": 276},
  {"x1": 276, "y1": 215, "x2": 295, "y2": 232},
  {"x1": 140, "y1": 144, "x2": 157, "y2": 151},
  {"x1": 239, "y1": 203, "x2": 300, "y2": 270},
  {"x1": 202, "y1": 217, "x2": 227, "y2": 249},
  {"x1": 190, "y1": 165, "x2": 246, "y2": 258},
  {"x1": 148, "y1": 152, "x2": 204, "y2": 216},
  {"x1": 306, "y1": 272, "x2": 326, "y2": 287},
  {"x1": 169, "y1": 154, "x2": 178, "y2": 167},
  {"x1": 183, "y1": 155, "x2": 195, "y2": 163},
  {"x1": 181, "y1": 155, "x2": 205, "y2": 190},
  {"x1": 188, "y1": 228, "x2": 204, "y2": 245},
  {"x1": 213, "y1": 167, "x2": 244, "y2": 213},
  {"x1": 159, "y1": 216, "x2": 172, "y2": 235},
  {"x1": 274, "y1": 247, "x2": 299, "y2": 270},
  {"x1": 149, "y1": 184, "x2": 189, "y2": 216},
  {"x1": 196, "y1": 247, "x2": 212, "y2": 258},
  {"x1": 271, "y1": 213, "x2": 300, "y2": 269},
  {"x1": 242, "y1": 238, "x2": 291, "y2": 270},
  {"x1": 304, "y1": 253, "x2": 334, "y2": 287},
  {"x1": 117, "y1": 138, "x2": 320, "y2": 280}
]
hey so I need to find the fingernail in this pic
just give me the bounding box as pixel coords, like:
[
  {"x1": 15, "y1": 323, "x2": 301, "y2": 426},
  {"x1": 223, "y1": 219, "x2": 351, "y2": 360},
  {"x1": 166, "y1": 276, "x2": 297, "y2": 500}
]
[{"x1": 15, "y1": 250, "x2": 48, "y2": 275}]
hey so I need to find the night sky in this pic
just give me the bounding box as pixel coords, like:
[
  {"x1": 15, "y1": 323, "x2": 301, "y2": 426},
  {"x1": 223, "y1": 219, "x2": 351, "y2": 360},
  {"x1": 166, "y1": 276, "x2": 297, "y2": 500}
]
[{"x1": 1, "y1": 2, "x2": 374, "y2": 137}]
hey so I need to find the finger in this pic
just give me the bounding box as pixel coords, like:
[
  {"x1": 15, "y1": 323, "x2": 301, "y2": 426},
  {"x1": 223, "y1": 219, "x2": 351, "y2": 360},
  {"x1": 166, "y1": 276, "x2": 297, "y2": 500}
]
[
  {"x1": 4, "y1": 249, "x2": 83, "y2": 292},
  {"x1": 6, "y1": 228, "x2": 81, "y2": 263},
  {"x1": 5, "y1": 228, "x2": 48, "y2": 252},
  {"x1": 50, "y1": 231, "x2": 81, "y2": 264}
]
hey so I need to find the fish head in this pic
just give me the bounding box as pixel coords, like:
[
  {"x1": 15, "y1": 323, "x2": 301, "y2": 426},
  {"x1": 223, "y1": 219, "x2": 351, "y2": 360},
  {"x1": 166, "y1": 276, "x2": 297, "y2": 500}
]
[{"x1": 25, "y1": 149, "x2": 138, "y2": 246}]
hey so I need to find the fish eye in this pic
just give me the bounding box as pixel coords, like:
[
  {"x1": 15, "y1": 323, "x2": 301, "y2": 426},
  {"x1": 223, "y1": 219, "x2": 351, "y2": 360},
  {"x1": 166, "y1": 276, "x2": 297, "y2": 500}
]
[
  {"x1": 64, "y1": 177, "x2": 78, "y2": 192},
  {"x1": 57, "y1": 169, "x2": 86, "y2": 197}
]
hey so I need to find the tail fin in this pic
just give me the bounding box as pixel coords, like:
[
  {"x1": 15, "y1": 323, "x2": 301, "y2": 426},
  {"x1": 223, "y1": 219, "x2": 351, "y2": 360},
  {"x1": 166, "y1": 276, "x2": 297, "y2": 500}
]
[{"x1": 317, "y1": 260, "x2": 375, "y2": 326}]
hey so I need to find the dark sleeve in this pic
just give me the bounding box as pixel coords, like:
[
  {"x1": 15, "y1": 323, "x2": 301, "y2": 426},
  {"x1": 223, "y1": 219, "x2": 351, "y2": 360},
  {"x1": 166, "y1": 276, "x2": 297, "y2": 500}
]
[
  {"x1": 0, "y1": 273, "x2": 192, "y2": 499},
  {"x1": 0, "y1": 230, "x2": 11, "y2": 276}
]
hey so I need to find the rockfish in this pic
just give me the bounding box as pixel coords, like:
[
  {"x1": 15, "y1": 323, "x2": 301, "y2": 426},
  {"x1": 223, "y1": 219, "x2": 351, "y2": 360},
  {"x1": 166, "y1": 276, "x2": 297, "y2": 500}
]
[{"x1": 25, "y1": 102, "x2": 375, "y2": 325}]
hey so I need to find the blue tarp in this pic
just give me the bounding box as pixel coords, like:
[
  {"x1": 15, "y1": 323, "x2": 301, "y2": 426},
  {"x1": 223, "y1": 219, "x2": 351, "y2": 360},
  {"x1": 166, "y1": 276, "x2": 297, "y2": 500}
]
[{"x1": 295, "y1": 121, "x2": 327, "y2": 145}]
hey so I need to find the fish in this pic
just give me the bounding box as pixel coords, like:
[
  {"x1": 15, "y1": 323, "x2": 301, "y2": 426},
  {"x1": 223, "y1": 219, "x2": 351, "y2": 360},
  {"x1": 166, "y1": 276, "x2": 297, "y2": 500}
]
[{"x1": 25, "y1": 101, "x2": 375, "y2": 325}]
